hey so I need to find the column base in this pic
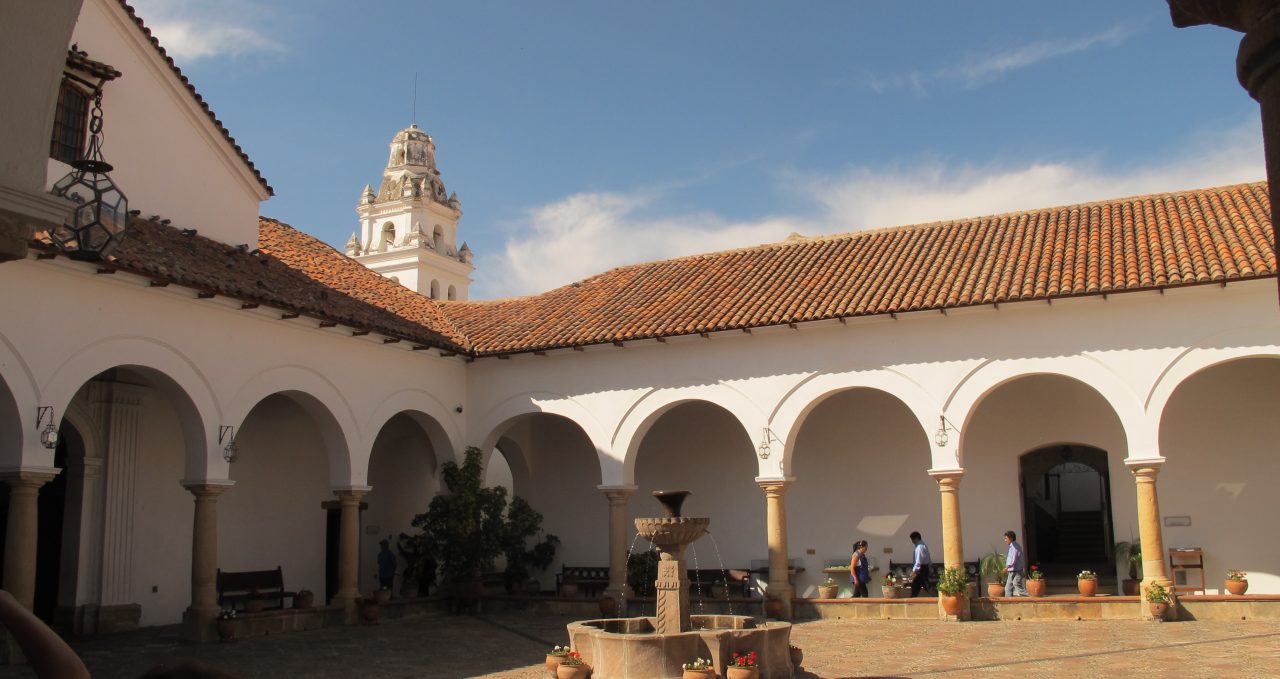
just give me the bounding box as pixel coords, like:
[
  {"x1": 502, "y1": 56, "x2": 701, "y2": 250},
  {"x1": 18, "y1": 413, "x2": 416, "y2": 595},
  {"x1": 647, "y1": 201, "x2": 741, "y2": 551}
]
[
  {"x1": 764, "y1": 583, "x2": 794, "y2": 620},
  {"x1": 332, "y1": 592, "x2": 362, "y2": 623},
  {"x1": 938, "y1": 595, "x2": 972, "y2": 622},
  {"x1": 181, "y1": 607, "x2": 220, "y2": 644}
]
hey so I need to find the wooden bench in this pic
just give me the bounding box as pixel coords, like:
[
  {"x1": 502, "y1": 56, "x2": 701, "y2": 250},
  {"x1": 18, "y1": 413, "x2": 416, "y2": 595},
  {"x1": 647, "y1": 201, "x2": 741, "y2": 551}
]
[
  {"x1": 687, "y1": 569, "x2": 753, "y2": 598},
  {"x1": 887, "y1": 561, "x2": 980, "y2": 595},
  {"x1": 556, "y1": 566, "x2": 610, "y2": 597},
  {"x1": 216, "y1": 566, "x2": 297, "y2": 612}
]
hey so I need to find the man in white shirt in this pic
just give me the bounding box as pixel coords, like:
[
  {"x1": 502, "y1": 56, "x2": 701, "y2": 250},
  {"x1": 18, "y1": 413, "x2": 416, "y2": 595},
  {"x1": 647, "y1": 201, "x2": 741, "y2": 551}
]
[
  {"x1": 1004, "y1": 530, "x2": 1028, "y2": 596},
  {"x1": 909, "y1": 531, "x2": 931, "y2": 597}
]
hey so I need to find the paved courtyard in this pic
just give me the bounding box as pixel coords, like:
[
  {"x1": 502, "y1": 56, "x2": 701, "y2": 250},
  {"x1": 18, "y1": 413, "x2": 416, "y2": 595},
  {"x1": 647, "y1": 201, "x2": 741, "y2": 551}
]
[{"x1": 0, "y1": 613, "x2": 1276, "y2": 678}]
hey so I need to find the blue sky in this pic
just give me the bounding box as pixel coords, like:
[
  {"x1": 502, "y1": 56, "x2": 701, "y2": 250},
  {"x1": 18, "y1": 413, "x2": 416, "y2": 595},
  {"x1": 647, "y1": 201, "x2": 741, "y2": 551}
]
[{"x1": 130, "y1": 1, "x2": 1263, "y2": 299}]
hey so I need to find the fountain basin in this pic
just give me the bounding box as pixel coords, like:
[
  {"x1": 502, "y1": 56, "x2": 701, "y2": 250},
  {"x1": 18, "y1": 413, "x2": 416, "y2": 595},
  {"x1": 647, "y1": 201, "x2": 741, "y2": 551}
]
[
  {"x1": 567, "y1": 615, "x2": 793, "y2": 679},
  {"x1": 634, "y1": 517, "x2": 710, "y2": 549}
]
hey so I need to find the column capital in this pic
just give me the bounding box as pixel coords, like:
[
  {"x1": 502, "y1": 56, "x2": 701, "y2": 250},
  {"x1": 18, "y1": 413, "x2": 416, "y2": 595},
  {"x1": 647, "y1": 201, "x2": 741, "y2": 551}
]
[
  {"x1": 1124, "y1": 457, "x2": 1166, "y2": 478},
  {"x1": 755, "y1": 476, "x2": 794, "y2": 494},
  {"x1": 598, "y1": 484, "x2": 637, "y2": 501},
  {"x1": 333, "y1": 486, "x2": 371, "y2": 502},
  {"x1": 0, "y1": 466, "x2": 60, "y2": 488},
  {"x1": 181, "y1": 479, "x2": 234, "y2": 498},
  {"x1": 927, "y1": 467, "x2": 965, "y2": 484}
]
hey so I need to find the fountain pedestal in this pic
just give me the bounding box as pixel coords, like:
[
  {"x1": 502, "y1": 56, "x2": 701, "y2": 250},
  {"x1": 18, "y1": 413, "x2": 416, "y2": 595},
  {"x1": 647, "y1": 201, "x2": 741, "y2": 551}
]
[{"x1": 644, "y1": 521, "x2": 707, "y2": 634}]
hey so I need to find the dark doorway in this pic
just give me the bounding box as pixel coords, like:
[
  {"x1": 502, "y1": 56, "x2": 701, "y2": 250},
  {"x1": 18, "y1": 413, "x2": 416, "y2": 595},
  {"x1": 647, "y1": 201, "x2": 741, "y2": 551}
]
[
  {"x1": 34, "y1": 423, "x2": 78, "y2": 622},
  {"x1": 1019, "y1": 445, "x2": 1114, "y2": 578},
  {"x1": 325, "y1": 507, "x2": 339, "y2": 603}
]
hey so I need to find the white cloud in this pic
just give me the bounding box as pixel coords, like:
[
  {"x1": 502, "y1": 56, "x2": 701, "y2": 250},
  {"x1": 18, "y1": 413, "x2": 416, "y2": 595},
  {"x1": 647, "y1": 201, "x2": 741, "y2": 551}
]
[
  {"x1": 854, "y1": 24, "x2": 1137, "y2": 94},
  {"x1": 474, "y1": 120, "x2": 1263, "y2": 299},
  {"x1": 130, "y1": 0, "x2": 279, "y2": 62}
]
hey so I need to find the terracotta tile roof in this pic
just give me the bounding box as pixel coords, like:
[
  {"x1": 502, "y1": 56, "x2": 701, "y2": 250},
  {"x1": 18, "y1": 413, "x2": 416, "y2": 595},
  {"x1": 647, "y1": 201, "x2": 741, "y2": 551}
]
[
  {"x1": 67, "y1": 48, "x2": 122, "y2": 81},
  {"x1": 257, "y1": 217, "x2": 470, "y2": 348},
  {"x1": 115, "y1": 1, "x2": 273, "y2": 196},
  {"x1": 443, "y1": 181, "x2": 1276, "y2": 356},
  {"x1": 32, "y1": 217, "x2": 465, "y2": 352}
]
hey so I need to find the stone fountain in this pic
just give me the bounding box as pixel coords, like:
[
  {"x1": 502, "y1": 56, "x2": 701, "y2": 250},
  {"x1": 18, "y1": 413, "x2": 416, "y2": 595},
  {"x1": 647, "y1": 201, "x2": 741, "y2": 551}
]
[{"x1": 565, "y1": 490, "x2": 793, "y2": 679}]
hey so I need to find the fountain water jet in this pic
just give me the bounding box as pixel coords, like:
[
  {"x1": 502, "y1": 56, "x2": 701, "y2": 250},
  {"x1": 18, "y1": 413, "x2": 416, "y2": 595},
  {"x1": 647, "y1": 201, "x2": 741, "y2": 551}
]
[{"x1": 565, "y1": 490, "x2": 793, "y2": 678}]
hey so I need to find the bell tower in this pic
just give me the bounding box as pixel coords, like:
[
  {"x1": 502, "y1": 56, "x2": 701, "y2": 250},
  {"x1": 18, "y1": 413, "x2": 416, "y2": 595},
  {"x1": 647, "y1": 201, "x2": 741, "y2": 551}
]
[{"x1": 347, "y1": 123, "x2": 473, "y2": 300}]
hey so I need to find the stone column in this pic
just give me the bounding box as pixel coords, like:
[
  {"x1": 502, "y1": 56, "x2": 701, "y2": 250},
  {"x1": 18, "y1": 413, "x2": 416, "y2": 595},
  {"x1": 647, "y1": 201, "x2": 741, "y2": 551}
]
[
  {"x1": 0, "y1": 469, "x2": 60, "y2": 610},
  {"x1": 930, "y1": 469, "x2": 970, "y2": 621},
  {"x1": 1168, "y1": 0, "x2": 1280, "y2": 303},
  {"x1": 1127, "y1": 459, "x2": 1174, "y2": 618},
  {"x1": 929, "y1": 469, "x2": 965, "y2": 568},
  {"x1": 599, "y1": 485, "x2": 637, "y2": 605},
  {"x1": 333, "y1": 487, "x2": 370, "y2": 613},
  {"x1": 179, "y1": 481, "x2": 232, "y2": 643},
  {"x1": 757, "y1": 477, "x2": 794, "y2": 620}
]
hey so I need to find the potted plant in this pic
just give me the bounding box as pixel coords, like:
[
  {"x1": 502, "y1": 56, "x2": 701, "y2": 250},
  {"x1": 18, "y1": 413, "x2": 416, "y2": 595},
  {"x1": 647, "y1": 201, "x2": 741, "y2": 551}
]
[
  {"x1": 818, "y1": 576, "x2": 839, "y2": 599},
  {"x1": 681, "y1": 657, "x2": 715, "y2": 679},
  {"x1": 1077, "y1": 570, "x2": 1097, "y2": 597},
  {"x1": 881, "y1": 572, "x2": 904, "y2": 599},
  {"x1": 726, "y1": 651, "x2": 759, "y2": 679},
  {"x1": 373, "y1": 584, "x2": 392, "y2": 603},
  {"x1": 360, "y1": 594, "x2": 380, "y2": 623},
  {"x1": 215, "y1": 608, "x2": 236, "y2": 642},
  {"x1": 546, "y1": 645, "x2": 571, "y2": 677},
  {"x1": 556, "y1": 650, "x2": 591, "y2": 679},
  {"x1": 1226, "y1": 569, "x2": 1249, "y2": 595},
  {"x1": 1115, "y1": 540, "x2": 1142, "y2": 595},
  {"x1": 1026, "y1": 564, "x2": 1046, "y2": 597},
  {"x1": 1145, "y1": 581, "x2": 1170, "y2": 620},
  {"x1": 293, "y1": 588, "x2": 314, "y2": 609},
  {"x1": 980, "y1": 551, "x2": 1006, "y2": 597},
  {"x1": 789, "y1": 644, "x2": 803, "y2": 669},
  {"x1": 762, "y1": 593, "x2": 785, "y2": 618},
  {"x1": 936, "y1": 566, "x2": 968, "y2": 616}
]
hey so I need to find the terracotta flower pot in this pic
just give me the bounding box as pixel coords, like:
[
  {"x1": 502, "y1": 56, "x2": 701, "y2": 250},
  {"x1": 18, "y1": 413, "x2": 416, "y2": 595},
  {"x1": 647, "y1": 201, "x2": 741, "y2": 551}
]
[
  {"x1": 763, "y1": 596, "x2": 785, "y2": 618},
  {"x1": 818, "y1": 585, "x2": 839, "y2": 599},
  {"x1": 598, "y1": 594, "x2": 620, "y2": 618},
  {"x1": 789, "y1": 646, "x2": 803, "y2": 668},
  {"x1": 882, "y1": 585, "x2": 902, "y2": 599},
  {"x1": 360, "y1": 600, "x2": 380, "y2": 623},
  {"x1": 546, "y1": 654, "x2": 568, "y2": 677},
  {"x1": 987, "y1": 584, "x2": 1005, "y2": 598},
  {"x1": 294, "y1": 591, "x2": 314, "y2": 609},
  {"x1": 215, "y1": 619, "x2": 235, "y2": 641},
  {"x1": 1078, "y1": 579, "x2": 1097, "y2": 597},
  {"x1": 560, "y1": 583, "x2": 580, "y2": 598},
  {"x1": 1226, "y1": 579, "x2": 1248, "y2": 596},
  {"x1": 1122, "y1": 579, "x2": 1141, "y2": 596},
  {"x1": 940, "y1": 594, "x2": 963, "y2": 615},
  {"x1": 1026, "y1": 579, "x2": 1046, "y2": 597},
  {"x1": 726, "y1": 667, "x2": 758, "y2": 679},
  {"x1": 244, "y1": 598, "x2": 265, "y2": 614},
  {"x1": 683, "y1": 670, "x2": 715, "y2": 679},
  {"x1": 556, "y1": 663, "x2": 591, "y2": 679},
  {"x1": 1149, "y1": 601, "x2": 1169, "y2": 620}
]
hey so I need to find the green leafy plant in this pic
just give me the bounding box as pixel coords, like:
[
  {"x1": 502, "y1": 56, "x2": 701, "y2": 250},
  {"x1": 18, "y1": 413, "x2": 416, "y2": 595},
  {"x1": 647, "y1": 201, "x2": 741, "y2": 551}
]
[
  {"x1": 1077, "y1": 570, "x2": 1097, "y2": 581},
  {"x1": 560, "y1": 651, "x2": 586, "y2": 667},
  {"x1": 1227, "y1": 569, "x2": 1248, "y2": 581},
  {"x1": 549, "y1": 645, "x2": 570, "y2": 657},
  {"x1": 1144, "y1": 581, "x2": 1170, "y2": 604},
  {"x1": 936, "y1": 566, "x2": 969, "y2": 596},
  {"x1": 1028, "y1": 564, "x2": 1044, "y2": 580},
  {"x1": 1115, "y1": 540, "x2": 1142, "y2": 580},
  {"x1": 396, "y1": 531, "x2": 438, "y2": 597},
  {"x1": 403, "y1": 447, "x2": 558, "y2": 589},
  {"x1": 979, "y1": 552, "x2": 1005, "y2": 584}
]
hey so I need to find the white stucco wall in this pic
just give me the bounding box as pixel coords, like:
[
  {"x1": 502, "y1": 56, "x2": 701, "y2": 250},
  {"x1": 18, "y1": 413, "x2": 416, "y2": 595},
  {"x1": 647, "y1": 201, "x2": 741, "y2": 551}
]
[{"x1": 53, "y1": 0, "x2": 267, "y2": 249}]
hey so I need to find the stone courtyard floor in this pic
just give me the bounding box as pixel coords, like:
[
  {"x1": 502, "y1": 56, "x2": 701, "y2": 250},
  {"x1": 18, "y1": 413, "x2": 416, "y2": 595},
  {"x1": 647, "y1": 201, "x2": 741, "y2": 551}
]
[{"x1": 1, "y1": 613, "x2": 1277, "y2": 678}]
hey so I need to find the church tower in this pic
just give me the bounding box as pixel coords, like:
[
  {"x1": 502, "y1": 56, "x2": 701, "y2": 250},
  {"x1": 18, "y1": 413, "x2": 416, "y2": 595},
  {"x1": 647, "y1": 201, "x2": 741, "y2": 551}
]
[{"x1": 347, "y1": 124, "x2": 473, "y2": 300}]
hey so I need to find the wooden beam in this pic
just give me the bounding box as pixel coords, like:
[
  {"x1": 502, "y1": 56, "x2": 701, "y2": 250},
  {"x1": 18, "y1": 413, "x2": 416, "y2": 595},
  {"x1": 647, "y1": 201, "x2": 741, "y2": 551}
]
[
  {"x1": 35, "y1": 253, "x2": 57, "y2": 260},
  {"x1": 280, "y1": 312, "x2": 300, "y2": 320},
  {"x1": 149, "y1": 280, "x2": 169, "y2": 288},
  {"x1": 411, "y1": 345, "x2": 430, "y2": 351},
  {"x1": 699, "y1": 332, "x2": 709, "y2": 339},
  {"x1": 383, "y1": 338, "x2": 401, "y2": 344},
  {"x1": 572, "y1": 345, "x2": 584, "y2": 352},
  {"x1": 612, "y1": 340, "x2": 625, "y2": 347},
  {"x1": 788, "y1": 322, "x2": 798, "y2": 330},
  {"x1": 96, "y1": 267, "x2": 116, "y2": 275},
  {"x1": 351, "y1": 329, "x2": 369, "y2": 336},
  {"x1": 318, "y1": 320, "x2": 337, "y2": 328},
  {"x1": 438, "y1": 351, "x2": 457, "y2": 357},
  {"x1": 197, "y1": 292, "x2": 216, "y2": 299},
  {"x1": 742, "y1": 328, "x2": 751, "y2": 334},
  {"x1": 533, "y1": 350, "x2": 547, "y2": 356},
  {"x1": 497, "y1": 354, "x2": 510, "y2": 360},
  {"x1": 240, "y1": 303, "x2": 259, "y2": 310},
  {"x1": 655, "y1": 337, "x2": 666, "y2": 343}
]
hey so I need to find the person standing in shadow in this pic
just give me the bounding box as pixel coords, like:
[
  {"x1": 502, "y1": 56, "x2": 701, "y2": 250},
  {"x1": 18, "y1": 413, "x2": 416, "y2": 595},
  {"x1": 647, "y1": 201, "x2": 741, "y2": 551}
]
[{"x1": 908, "y1": 531, "x2": 932, "y2": 597}]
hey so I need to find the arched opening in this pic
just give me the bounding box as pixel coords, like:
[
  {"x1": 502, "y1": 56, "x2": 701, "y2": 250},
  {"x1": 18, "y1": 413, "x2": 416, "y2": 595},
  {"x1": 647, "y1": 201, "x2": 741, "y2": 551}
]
[
  {"x1": 365, "y1": 411, "x2": 442, "y2": 597},
  {"x1": 225, "y1": 392, "x2": 339, "y2": 605},
  {"x1": 381, "y1": 222, "x2": 396, "y2": 251},
  {"x1": 1018, "y1": 444, "x2": 1113, "y2": 573},
  {"x1": 447, "y1": 285, "x2": 457, "y2": 301},
  {"x1": 788, "y1": 388, "x2": 932, "y2": 596},
  {"x1": 961, "y1": 373, "x2": 1130, "y2": 588},
  {"x1": 1158, "y1": 357, "x2": 1280, "y2": 594},
  {"x1": 632, "y1": 401, "x2": 758, "y2": 592},
  {"x1": 483, "y1": 445, "x2": 515, "y2": 492},
  {"x1": 429, "y1": 280, "x2": 440, "y2": 299}
]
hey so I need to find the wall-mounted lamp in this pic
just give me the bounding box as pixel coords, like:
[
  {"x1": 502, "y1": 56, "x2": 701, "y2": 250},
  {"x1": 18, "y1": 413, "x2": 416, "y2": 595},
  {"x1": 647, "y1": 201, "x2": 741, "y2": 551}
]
[
  {"x1": 454, "y1": 405, "x2": 464, "y2": 414},
  {"x1": 934, "y1": 415, "x2": 959, "y2": 448},
  {"x1": 219, "y1": 425, "x2": 239, "y2": 463},
  {"x1": 49, "y1": 91, "x2": 129, "y2": 260},
  {"x1": 757, "y1": 427, "x2": 781, "y2": 460},
  {"x1": 36, "y1": 406, "x2": 59, "y2": 449}
]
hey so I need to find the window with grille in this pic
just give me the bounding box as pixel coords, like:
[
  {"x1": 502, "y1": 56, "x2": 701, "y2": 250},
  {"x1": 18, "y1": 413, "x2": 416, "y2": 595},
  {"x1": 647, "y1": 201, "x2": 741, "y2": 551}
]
[{"x1": 50, "y1": 80, "x2": 90, "y2": 164}]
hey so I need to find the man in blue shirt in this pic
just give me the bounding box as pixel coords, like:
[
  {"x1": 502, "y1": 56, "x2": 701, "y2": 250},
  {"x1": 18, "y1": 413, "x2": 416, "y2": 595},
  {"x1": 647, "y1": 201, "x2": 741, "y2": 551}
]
[
  {"x1": 909, "y1": 531, "x2": 931, "y2": 597},
  {"x1": 1003, "y1": 530, "x2": 1027, "y2": 596}
]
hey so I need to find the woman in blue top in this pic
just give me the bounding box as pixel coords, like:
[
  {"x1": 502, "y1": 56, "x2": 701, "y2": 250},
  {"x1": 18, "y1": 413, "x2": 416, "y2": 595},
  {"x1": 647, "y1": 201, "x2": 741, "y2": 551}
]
[{"x1": 849, "y1": 540, "x2": 870, "y2": 598}]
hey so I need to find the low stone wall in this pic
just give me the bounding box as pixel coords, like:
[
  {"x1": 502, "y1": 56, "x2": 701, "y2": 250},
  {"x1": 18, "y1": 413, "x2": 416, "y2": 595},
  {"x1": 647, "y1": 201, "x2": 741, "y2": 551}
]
[
  {"x1": 225, "y1": 605, "x2": 346, "y2": 640},
  {"x1": 796, "y1": 598, "x2": 938, "y2": 620},
  {"x1": 971, "y1": 596, "x2": 1140, "y2": 621},
  {"x1": 1178, "y1": 595, "x2": 1280, "y2": 621}
]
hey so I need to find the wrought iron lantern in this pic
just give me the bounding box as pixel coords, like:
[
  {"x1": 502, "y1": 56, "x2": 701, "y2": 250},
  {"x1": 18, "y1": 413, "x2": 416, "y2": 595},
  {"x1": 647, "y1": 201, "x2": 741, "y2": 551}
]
[
  {"x1": 219, "y1": 426, "x2": 239, "y2": 463},
  {"x1": 50, "y1": 91, "x2": 129, "y2": 260},
  {"x1": 934, "y1": 415, "x2": 958, "y2": 448},
  {"x1": 37, "y1": 406, "x2": 59, "y2": 450}
]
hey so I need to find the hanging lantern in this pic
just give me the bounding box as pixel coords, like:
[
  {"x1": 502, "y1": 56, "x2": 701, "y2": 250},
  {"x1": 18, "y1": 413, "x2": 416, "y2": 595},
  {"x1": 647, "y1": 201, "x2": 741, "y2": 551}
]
[{"x1": 50, "y1": 91, "x2": 129, "y2": 260}]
